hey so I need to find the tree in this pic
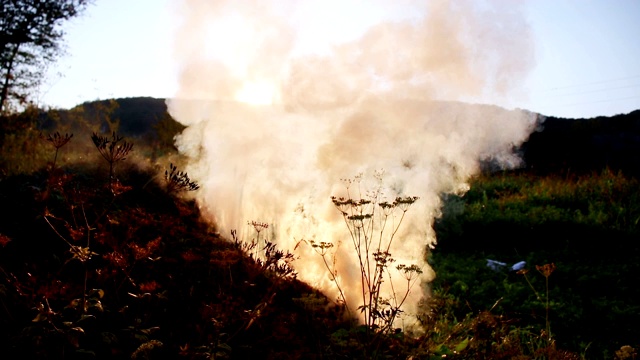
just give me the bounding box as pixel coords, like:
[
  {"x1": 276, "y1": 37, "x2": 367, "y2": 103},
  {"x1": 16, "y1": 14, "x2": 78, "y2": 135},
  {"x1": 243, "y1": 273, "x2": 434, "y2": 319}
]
[{"x1": 1, "y1": 0, "x2": 92, "y2": 113}]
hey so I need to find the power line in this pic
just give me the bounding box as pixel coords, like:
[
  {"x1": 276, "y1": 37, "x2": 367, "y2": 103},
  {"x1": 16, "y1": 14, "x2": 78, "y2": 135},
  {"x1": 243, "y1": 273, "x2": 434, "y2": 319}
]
[
  {"x1": 540, "y1": 95, "x2": 640, "y2": 109},
  {"x1": 538, "y1": 83, "x2": 640, "y2": 99},
  {"x1": 541, "y1": 74, "x2": 640, "y2": 92}
]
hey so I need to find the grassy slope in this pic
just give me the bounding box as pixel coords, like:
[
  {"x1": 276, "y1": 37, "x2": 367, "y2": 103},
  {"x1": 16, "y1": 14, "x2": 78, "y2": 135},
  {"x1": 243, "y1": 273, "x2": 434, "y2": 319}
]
[
  {"x1": 433, "y1": 170, "x2": 640, "y2": 357},
  {"x1": 0, "y1": 161, "x2": 349, "y2": 359},
  {"x1": 4, "y1": 104, "x2": 640, "y2": 358},
  {"x1": 1, "y1": 163, "x2": 595, "y2": 359}
]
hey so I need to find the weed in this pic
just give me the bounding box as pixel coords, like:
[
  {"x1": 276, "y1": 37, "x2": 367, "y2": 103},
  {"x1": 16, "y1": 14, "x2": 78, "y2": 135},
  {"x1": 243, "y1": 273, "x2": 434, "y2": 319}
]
[
  {"x1": 2, "y1": 105, "x2": 630, "y2": 358},
  {"x1": 309, "y1": 240, "x2": 349, "y2": 312},
  {"x1": 330, "y1": 172, "x2": 420, "y2": 333},
  {"x1": 240, "y1": 222, "x2": 297, "y2": 282},
  {"x1": 616, "y1": 345, "x2": 638, "y2": 360},
  {"x1": 42, "y1": 131, "x2": 73, "y2": 171},
  {"x1": 164, "y1": 163, "x2": 200, "y2": 193},
  {"x1": 303, "y1": 171, "x2": 424, "y2": 357},
  {"x1": 91, "y1": 131, "x2": 133, "y2": 191},
  {"x1": 518, "y1": 262, "x2": 556, "y2": 355}
]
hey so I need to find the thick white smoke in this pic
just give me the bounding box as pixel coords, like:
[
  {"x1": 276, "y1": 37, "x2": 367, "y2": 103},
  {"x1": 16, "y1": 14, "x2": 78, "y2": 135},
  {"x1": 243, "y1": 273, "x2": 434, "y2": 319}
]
[{"x1": 167, "y1": 0, "x2": 537, "y2": 324}]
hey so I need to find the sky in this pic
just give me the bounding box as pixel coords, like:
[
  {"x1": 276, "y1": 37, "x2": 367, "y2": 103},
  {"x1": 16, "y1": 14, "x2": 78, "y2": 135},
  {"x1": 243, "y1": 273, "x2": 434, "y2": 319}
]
[{"x1": 37, "y1": 0, "x2": 640, "y2": 119}]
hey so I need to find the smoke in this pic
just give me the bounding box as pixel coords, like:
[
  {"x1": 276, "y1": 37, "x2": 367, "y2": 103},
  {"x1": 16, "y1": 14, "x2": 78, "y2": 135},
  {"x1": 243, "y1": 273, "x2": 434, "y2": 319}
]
[{"x1": 167, "y1": 0, "x2": 537, "y2": 323}]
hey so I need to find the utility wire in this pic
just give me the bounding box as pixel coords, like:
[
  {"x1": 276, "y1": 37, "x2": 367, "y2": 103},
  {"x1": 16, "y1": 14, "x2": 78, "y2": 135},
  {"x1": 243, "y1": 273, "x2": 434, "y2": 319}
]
[
  {"x1": 538, "y1": 83, "x2": 640, "y2": 99},
  {"x1": 540, "y1": 95, "x2": 640, "y2": 109},
  {"x1": 541, "y1": 74, "x2": 640, "y2": 92},
  {"x1": 532, "y1": 74, "x2": 640, "y2": 110}
]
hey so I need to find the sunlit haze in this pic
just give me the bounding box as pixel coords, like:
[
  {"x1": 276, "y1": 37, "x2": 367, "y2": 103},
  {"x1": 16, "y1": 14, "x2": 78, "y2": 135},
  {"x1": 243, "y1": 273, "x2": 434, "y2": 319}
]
[
  {"x1": 39, "y1": 0, "x2": 640, "y2": 119},
  {"x1": 24, "y1": 0, "x2": 640, "y2": 331},
  {"x1": 165, "y1": 0, "x2": 539, "y2": 322},
  {"x1": 32, "y1": 0, "x2": 640, "y2": 324}
]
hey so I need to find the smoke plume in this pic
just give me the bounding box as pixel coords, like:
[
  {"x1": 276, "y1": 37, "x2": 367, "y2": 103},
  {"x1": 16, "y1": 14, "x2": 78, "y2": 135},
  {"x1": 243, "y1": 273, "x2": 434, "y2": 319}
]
[{"x1": 167, "y1": 0, "x2": 537, "y2": 323}]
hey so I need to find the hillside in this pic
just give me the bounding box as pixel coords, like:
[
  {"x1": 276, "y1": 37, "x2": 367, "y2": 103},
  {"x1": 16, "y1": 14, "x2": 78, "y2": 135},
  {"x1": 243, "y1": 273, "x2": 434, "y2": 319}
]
[
  {"x1": 31, "y1": 97, "x2": 180, "y2": 144},
  {"x1": 1, "y1": 101, "x2": 639, "y2": 358},
  {"x1": 0, "y1": 165, "x2": 341, "y2": 358},
  {"x1": 521, "y1": 110, "x2": 640, "y2": 176},
  {"x1": 80, "y1": 97, "x2": 170, "y2": 137},
  {"x1": 55, "y1": 98, "x2": 640, "y2": 177}
]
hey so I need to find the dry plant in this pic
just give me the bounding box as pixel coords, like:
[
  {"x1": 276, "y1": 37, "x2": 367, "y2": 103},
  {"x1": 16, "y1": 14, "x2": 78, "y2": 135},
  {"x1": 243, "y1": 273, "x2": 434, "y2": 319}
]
[
  {"x1": 518, "y1": 262, "x2": 557, "y2": 357},
  {"x1": 164, "y1": 163, "x2": 200, "y2": 193},
  {"x1": 42, "y1": 131, "x2": 73, "y2": 171},
  {"x1": 91, "y1": 131, "x2": 133, "y2": 190},
  {"x1": 310, "y1": 171, "x2": 423, "y2": 340}
]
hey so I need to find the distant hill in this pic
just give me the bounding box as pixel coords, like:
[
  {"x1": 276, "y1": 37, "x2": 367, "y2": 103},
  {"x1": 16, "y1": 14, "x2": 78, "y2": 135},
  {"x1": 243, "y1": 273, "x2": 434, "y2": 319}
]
[
  {"x1": 75, "y1": 97, "x2": 170, "y2": 137},
  {"x1": 43, "y1": 97, "x2": 640, "y2": 176},
  {"x1": 32, "y1": 97, "x2": 185, "y2": 152},
  {"x1": 521, "y1": 110, "x2": 640, "y2": 176}
]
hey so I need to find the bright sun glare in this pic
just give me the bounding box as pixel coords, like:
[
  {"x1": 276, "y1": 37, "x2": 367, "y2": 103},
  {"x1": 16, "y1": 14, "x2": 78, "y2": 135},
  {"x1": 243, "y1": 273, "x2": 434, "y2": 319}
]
[{"x1": 235, "y1": 81, "x2": 277, "y2": 105}]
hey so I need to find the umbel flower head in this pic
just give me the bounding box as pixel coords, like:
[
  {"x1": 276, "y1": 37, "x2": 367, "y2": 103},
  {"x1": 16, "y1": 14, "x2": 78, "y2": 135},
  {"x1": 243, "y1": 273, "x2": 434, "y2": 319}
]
[
  {"x1": 44, "y1": 131, "x2": 73, "y2": 149},
  {"x1": 165, "y1": 163, "x2": 200, "y2": 192},
  {"x1": 536, "y1": 263, "x2": 556, "y2": 278},
  {"x1": 91, "y1": 132, "x2": 133, "y2": 164}
]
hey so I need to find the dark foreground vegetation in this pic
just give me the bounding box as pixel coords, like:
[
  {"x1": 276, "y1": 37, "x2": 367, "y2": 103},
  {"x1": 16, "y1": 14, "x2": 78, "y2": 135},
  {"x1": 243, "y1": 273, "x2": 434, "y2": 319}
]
[
  {"x1": 0, "y1": 100, "x2": 638, "y2": 358},
  {"x1": 433, "y1": 169, "x2": 640, "y2": 358}
]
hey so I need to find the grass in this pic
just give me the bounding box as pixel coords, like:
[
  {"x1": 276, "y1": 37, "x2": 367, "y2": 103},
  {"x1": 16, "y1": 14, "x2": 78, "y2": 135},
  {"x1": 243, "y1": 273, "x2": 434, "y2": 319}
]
[
  {"x1": 0, "y1": 162, "x2": 336, "y2": 358},
  {"x1": 433, "y1": 170, "x2": 640, "y2": 358},
  {"x1": 1, "y1": 108, "x2": 638, "y2": 358}
]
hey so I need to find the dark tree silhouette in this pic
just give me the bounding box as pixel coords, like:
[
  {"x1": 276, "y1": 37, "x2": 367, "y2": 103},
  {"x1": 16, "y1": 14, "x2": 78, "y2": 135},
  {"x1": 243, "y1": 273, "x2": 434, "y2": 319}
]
[{"x1": 1, "y1": 0, "x2": 92, "y2": 113}]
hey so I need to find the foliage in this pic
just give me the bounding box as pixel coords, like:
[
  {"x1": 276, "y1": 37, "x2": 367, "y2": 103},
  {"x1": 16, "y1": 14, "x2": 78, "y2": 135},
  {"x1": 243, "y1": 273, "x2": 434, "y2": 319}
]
[
  {"x1": 91, "y1": 131, "x2": 133, "y2": 191},
  {"x1": 521, "y1": 110, "x2": 640, "y2": 177},
  {"x1": 417, "y1": 290, "x2": 583, "y2": 360},
  {"x1": 165, "y1": 163, "x2": 200, "y2": 193},
  {"x1": 3, "y1": 105, "x2": 635, "y2": 358},
  {"x1": 327, "y1": 172, "x2": 421, "y2": 334},
  {"x1": 301, "y1": 171, "x2": 425, "y2": 358},
  {"x1": 154, "y1": 111, "x2": 186, "y2": 151},
  {"x1": 436, "y1": 169, "x2": 640, "y2": 251},
  {"x1": 234, "y1": 224, "x2": 298, "y2": 283},
  {"x1": 0, "y1": 105, "x2": 51, "y2": 176},
  {"x1": 0, "y1": 163, "x2": 336, "y2": 358},
  {"x1": 433, "y1": 169, "x2": 640, "y2": 357},
  {"x1": 42, "y1": 131, "x2": 73, "y2": 171},
  {"x1": 83, "y1": 98, "x2": 121, "y2": 134},
  {"x1": 518, "y1": 263, "x2": 557, "y2": 358},
  {"x1": 0, "y1": 102, "x2": 186, "y2": 184},
  {"x1": 0, "y1": 0, "x2": 92, "y2": 112}
]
